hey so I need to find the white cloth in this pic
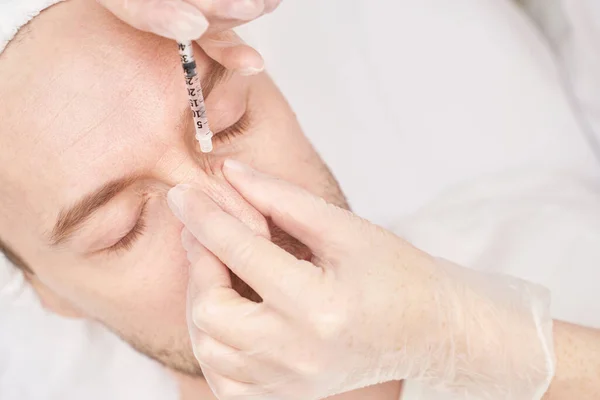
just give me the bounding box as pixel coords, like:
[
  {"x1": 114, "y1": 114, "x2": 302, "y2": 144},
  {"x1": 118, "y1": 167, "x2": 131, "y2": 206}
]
[
  {"x1": 400, "y1": 170, "x2": 600, "y2": 327},
  {"x1": 398, "y1": 170, "x2": 600, "y2": 399},
  {"x1": 520, "y1": 0, "x2": 600, "y2": 153},
  {"x1": 238, "y1": 0, "x2": 600, "y2": 226},
  {"x1": 0, "y1": 0, "x2": 65, "y2": 54}
]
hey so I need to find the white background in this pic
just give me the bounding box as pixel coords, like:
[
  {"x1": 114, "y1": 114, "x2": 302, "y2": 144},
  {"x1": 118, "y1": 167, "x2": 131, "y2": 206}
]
[{"x1": 238, "y1": 0, "x2": 600, "y2": 226}]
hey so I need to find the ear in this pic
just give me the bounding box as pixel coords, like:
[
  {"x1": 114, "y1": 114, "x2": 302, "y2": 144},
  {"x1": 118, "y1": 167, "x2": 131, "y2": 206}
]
[{"x1": 26, "y1": 273, "x2": 86, "y2": 319}]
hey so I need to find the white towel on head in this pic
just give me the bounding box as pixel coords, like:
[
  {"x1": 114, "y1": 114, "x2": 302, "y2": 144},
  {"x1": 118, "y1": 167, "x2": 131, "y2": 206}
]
[{"x1": 0, "y1": 0, "x2": 65, "y2": 54}]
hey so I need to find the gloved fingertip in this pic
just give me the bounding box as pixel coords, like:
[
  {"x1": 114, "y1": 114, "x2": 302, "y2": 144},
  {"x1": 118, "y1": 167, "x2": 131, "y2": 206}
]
[
  {"x1": 264, "y1": 0, "x2": 282, "y2": 14},
  {"x1": 224, "y1": 0, "x2": 264, "y2": 20},
  {"x1": 237, "y1": 65, "x2": 265, "y2": 76},
  {"x1": 187, "y1": 246, "x2": 208, "y2": 264},
  {"x1": 223, "y1": 159, "x2": 254, "y2": 174},
  {"x1": 236, "y1": 45, "x2": 265, "y2": 75},
  {"x1": 148, "y1": 1, "x2": 209, "y2": 41},
  {"x1": 181, "y1": 227, "x2": 197, "y2": 251},
  {"x1": 168, "y1": 184, "x2": 192, "y2": 220}
]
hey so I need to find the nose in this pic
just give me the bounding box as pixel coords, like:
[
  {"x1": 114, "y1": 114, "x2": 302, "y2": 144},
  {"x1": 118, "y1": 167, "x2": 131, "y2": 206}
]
[
  {"x1": 162, "y1": 153, "x2": 271, "y2": 240},
  {"x1": 201, "y1": 166, "x2": 271, "y2": 240}
]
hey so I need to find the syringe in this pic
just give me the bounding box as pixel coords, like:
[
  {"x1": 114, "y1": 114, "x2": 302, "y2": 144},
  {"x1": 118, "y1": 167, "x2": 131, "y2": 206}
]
[{"x1": 177, "y1": 41, "x2": 213, "y2": 153}]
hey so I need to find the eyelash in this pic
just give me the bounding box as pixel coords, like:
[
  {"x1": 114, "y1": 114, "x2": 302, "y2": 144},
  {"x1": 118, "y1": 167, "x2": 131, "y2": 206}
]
[
  {"x1": 104, "y1": 111, "x2": 251, "y2": 255},
  {"x1": 106, "y1": 200, "x2": 148, "y2": 254},
  {"x1": 213, "y1": 110, "x2": 251, "y2": 144}
]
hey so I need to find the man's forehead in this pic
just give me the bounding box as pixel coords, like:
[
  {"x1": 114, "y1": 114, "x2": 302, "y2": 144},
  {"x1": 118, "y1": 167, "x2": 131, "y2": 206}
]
[
  {"x1": 0, "y1": 0, "x2": 209, "y2": 218},
  {"x1": 1, "y1": 3, "x2": 179, "y2": 132}
]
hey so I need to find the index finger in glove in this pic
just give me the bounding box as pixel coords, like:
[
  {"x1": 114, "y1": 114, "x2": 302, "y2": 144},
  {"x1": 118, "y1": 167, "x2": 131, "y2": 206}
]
[
  {"x1": 222, "y1": 160, "x2": 367, "y2": 259},
  {"x1": 97, "y1": 0, "x2": 210, "y2": 41},
  {"x1": 168, "y1": 184, "x2": 315, "y2": 304},
  {"x1": 189, "y1": 0, "x2": 282, "y2": 21},
  {"x1": 198, "y1": 30, "x2": 264, "y2": 76}
]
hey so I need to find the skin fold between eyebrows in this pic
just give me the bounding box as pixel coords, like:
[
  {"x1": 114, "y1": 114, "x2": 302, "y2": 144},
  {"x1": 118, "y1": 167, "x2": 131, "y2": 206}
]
[
  {"x1": 49, "y1": 113, "x2": 253, "y2": 249},
  {"x1": 48, "y1": 61, "x2": 245, "y2": 249}
]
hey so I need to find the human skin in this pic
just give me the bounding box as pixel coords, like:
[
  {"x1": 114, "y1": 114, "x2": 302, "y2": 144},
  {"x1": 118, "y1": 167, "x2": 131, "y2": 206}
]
[{"x1": 0, "y1": 0, "x2": 402, "y2": 398}]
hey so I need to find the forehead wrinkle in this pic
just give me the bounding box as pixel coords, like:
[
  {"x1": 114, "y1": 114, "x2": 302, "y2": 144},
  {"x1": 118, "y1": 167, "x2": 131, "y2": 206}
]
[{"x1": 55, "y1": 75, "x2": 143, "y2": 156}]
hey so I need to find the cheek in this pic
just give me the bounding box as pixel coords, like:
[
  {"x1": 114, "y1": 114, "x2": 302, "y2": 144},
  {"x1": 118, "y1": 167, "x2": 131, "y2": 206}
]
[
  {"x1": 252, "y1": 118, "x2": 330, "y2": 196},
  {"x1": 31, "y1": 213, "x2": 191, "y2": 337},
  {"x1": 241, "y1": 77, "x2": 328, "y2": 193},
  {"x1": 91, "y1": 218, "x2": 191, "y2": 335},
  {"x1": 113, "y1": 227, "x2": 189, "y2": 330}
]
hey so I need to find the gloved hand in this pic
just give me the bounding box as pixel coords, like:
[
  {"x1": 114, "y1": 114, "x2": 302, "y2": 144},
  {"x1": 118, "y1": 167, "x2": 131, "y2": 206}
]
[
  {"x1": 167, "y1": 160, "x2": 556, "y2": 400},
  {"x1": 96, "y1": 0, "x2": 281, "y2": 74}
]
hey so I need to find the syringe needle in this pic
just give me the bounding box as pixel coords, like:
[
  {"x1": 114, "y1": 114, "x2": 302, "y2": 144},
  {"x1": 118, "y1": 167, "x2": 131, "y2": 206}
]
[{"x1": 177, "y1": 41, "x2": 213, "y2": 153}]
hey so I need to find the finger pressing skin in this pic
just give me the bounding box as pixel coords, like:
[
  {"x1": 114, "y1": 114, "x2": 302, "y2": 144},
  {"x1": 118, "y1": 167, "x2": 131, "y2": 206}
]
[
  {"x1": 182, "y1": 227, "x2": 232, "y2": 297},
  {"x1": 97, "y1": 0, "x2": 209, "y2": 40},
  {"x1": 222, "y1": 159, "x2": 360, "y2": 259},
  {"x1": 191, "y1": 287, "x2": 284, "y2": 350},
  {"x1": 202, "y1": 368, "x2": 265, "y2": 400},
  {"x1": 263, "y1": 0, "x2": 282, "y2": 13},
  {"x1": 198, "y1": 30, "x2": 264, "y2": 75},
  {"x1": 201, "y1": 175, "x2": 271, "y2": 240},
  {"x1": 192, "y1": 334, "x2": 256, "y2": 383},
  {"x1": 181, "y1": 226, "x2": 199, "y2": 253},
  {"x1": 168, "y1": 184, "x2": 311, "y2": 303},
  {"x1": 190, "y1": 0, "x2": 265, "y2": 21}
]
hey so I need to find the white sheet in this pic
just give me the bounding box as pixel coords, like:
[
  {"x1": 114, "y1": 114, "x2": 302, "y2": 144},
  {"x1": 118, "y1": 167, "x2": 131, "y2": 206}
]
[
  {"x1": 520, "y1": 0, "x2": 600, "y2": 151},
  {"x1": 238, "y1": 0, "x2": 600, "y2": 226},
  {"x1": 398, "y1": 170, "x2": 600, "y2": 399}
]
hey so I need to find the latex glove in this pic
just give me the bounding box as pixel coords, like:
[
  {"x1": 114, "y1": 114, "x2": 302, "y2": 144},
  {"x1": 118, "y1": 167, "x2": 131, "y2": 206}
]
[
  {"x1": 96, "y1": 0, "x2": 281, "y2": 74},
  {"x1": 167, "y1": 160, "x2": 556, "y2": 400}
]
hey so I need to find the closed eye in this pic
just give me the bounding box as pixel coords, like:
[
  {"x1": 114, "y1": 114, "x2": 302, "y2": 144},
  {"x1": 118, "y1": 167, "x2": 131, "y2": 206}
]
[
  {"x1": 105, "y1": 199, "x2": 148, "y2": 254},
  {"x1": 213, "y1": 110, "x2": 251, "y2": 144}
]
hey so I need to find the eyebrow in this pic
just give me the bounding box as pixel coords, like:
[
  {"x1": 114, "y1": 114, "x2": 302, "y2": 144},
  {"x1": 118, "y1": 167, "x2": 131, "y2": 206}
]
[
  {"x1": 49, "y1": 63, "x2": 227, "y2": 246},
  {"x1": 201, "y1": 60, "x2": 229, "y2": 100},
  {"x1": 50, "y1": 176, "x2": 139, "y2": 246}
]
